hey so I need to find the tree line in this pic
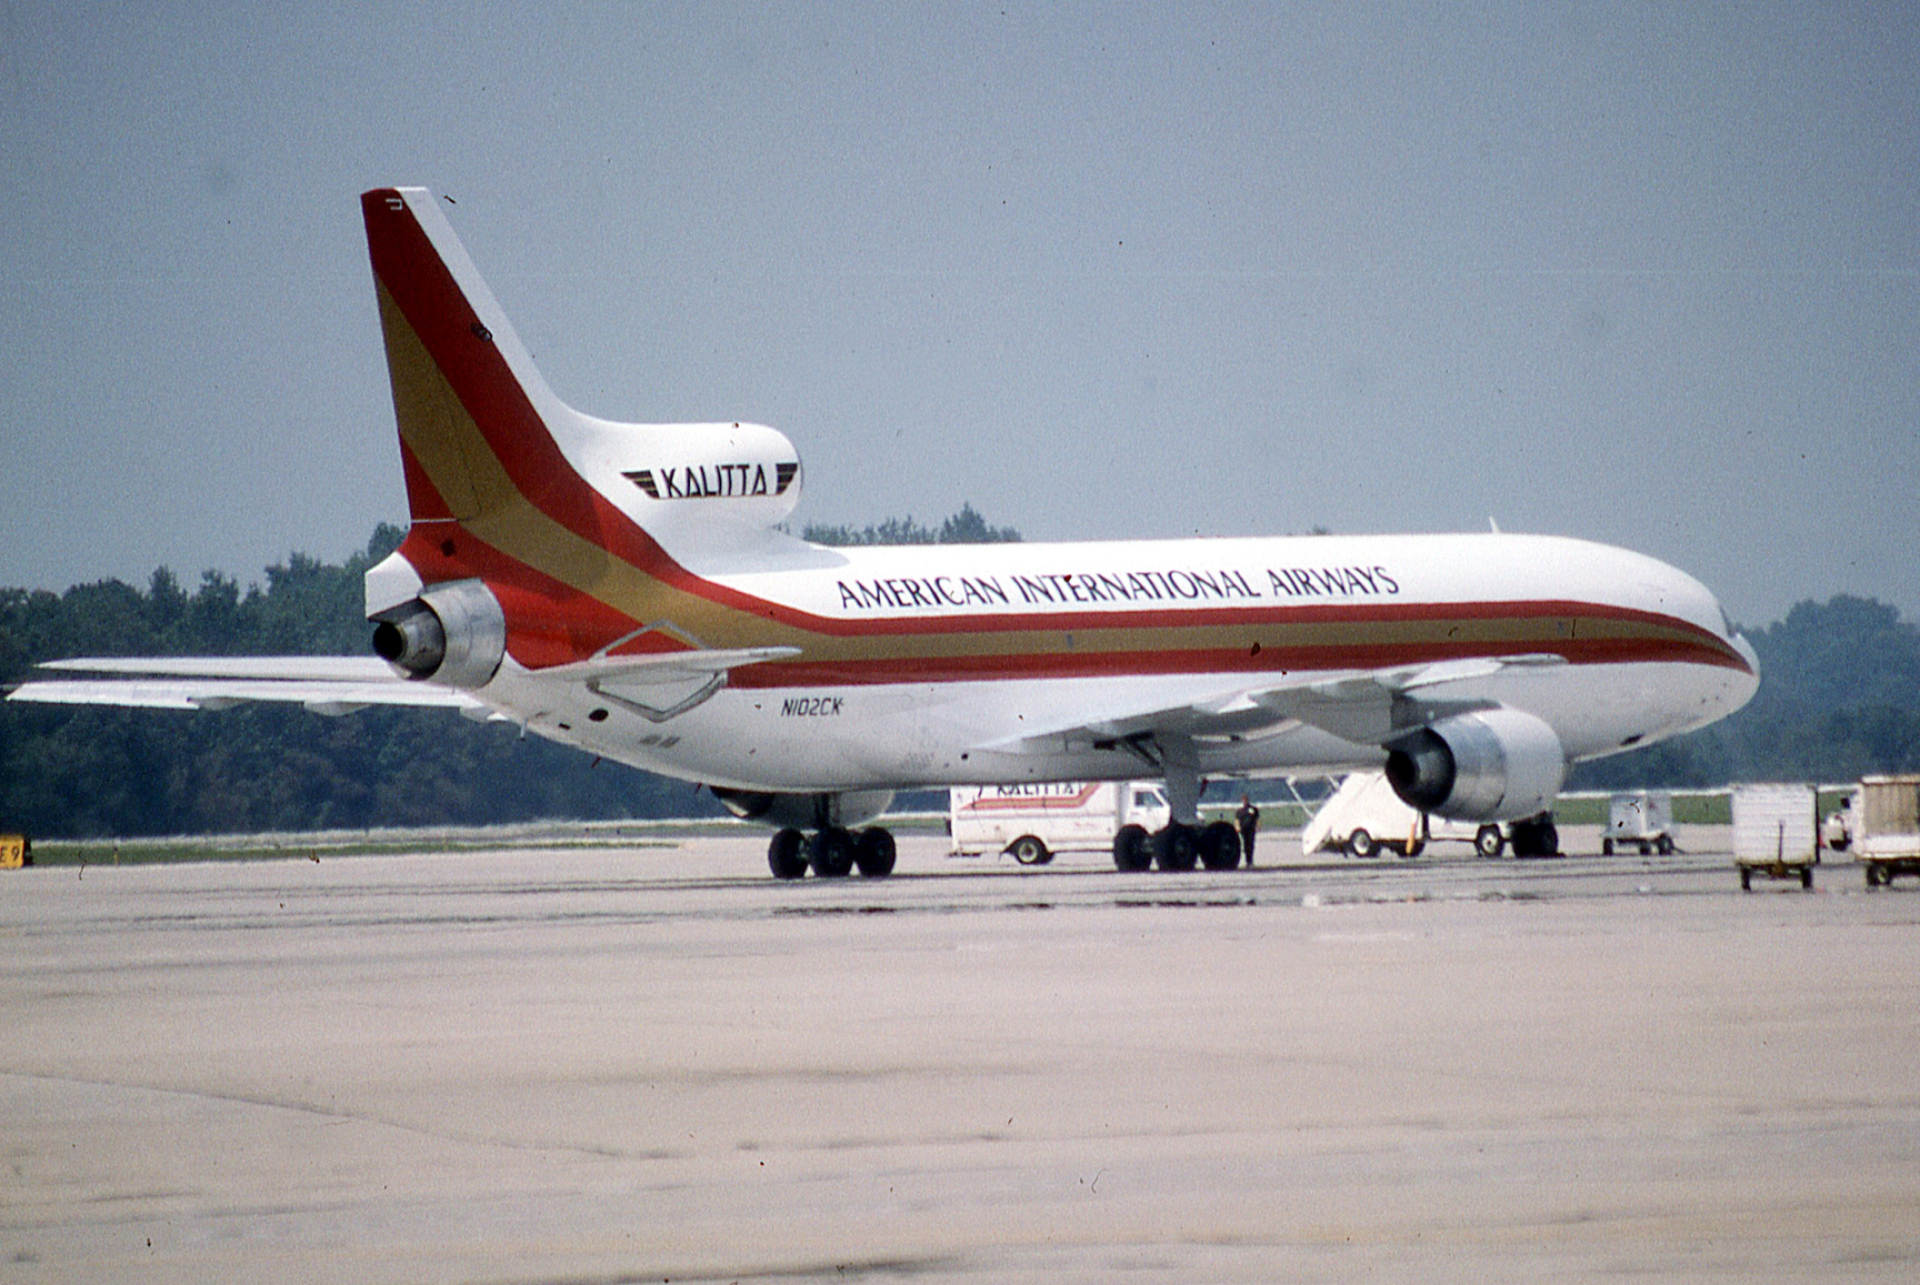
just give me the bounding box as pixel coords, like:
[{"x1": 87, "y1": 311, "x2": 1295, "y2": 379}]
[{"x1": 3, "y1": 517, "x2": 1916, "y2": 837}]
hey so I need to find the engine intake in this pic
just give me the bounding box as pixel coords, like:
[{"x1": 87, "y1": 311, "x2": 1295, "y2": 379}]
[
  {"x1": 1385, "y1": 707, "x2": 1566, "y2": 822},
  {"x1": 370, "y1": 578, "x2": 506, "y2": 688}
]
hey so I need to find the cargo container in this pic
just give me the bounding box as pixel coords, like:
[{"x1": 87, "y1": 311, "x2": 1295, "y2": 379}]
[
  {"x1": 1602, "y1": 791, "x2": 1674, "y2": 855},
  {"x1": 1732, "y1": 783, "x2": 1817, "y2": 890},
  {"x1": 949, "y1": 782, "x2": 1170, "y2": 865},
  {"x1": 1854, "y1": 774, "x2": 1920, "y2": 888}
]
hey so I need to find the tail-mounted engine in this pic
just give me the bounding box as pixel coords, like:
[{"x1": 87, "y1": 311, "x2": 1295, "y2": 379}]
[
  {"x1": 1384, "y1": 707, "x2": 1567, "y2": 822},
  {"x1": 370, "y1": 578, "x2": 506, "y2": 688}
]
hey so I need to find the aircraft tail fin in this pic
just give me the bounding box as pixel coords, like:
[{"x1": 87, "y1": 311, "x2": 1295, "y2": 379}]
[{"x1": 361, "y1": 187, "x2": 585, "y2": 528}]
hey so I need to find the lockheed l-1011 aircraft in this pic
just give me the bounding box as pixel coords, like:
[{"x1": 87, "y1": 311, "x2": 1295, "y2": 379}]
[{"x1": 10, "y1": 187, "x2": 1760, "y2": 877}]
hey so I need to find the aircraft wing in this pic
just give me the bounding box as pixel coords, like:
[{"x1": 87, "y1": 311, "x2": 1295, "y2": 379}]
[
  {"x1": 983, "y1": 653, "x2": 1569, "y2": 755},
  {"x1": 4, "y1": 647, "x2": 802, "y2": 718},
  {"x1": 6, "y1": 656, "x2": 483, "y2": 716}
]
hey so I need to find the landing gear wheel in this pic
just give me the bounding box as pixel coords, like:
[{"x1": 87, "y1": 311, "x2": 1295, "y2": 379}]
[
  {"x1": 1113, "y1": 824, "x2": 1152, "y2": 872},
  {"x1": 1008, "y1": 835, "x2": 1050, "y2": 866},
  {"x1": 1475, "y1": 826, "x2": 1505, "y2": 858},
  {"x1": 768, "y1": 828, "x2": 807, "y2": 880},
  {"x1": 1198, "y1": 821, "x2": 1243, "y2": 870},
  {"x1": 806, "y1": 827, "x2": 856, "y2": 878},
  {"x1": 1347, "y1": 829, "x2": 1376, "y2": 859},
  {"x1": 1154, "y1": 824, "x2": 1198, "y2": 871},
  {"x1": 854, "y1": 827, "x2": 897, "y2": 878}
]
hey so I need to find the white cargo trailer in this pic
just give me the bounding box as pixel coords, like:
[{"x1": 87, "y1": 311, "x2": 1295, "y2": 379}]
[
  {"x1": 1854, "y1": 774, "x2": 1920, "y2": 888},
  {"x1": 949, "y1": 782, "x2": 1170, "y2": 865},
  {"x1": 1300, "y1": 770, "x2": 1506, "y2": 859},
  {"x1": 1602, "y1": 791, "x2": 1674, "y2": 855},
  {"x1": 1732, "y1": 783, "x2": 1818, "y2": 890}
]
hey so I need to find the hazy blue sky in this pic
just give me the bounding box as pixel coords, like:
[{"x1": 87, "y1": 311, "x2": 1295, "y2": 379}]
[{"x1": 2, "y1": 2, "x2": 1914, "y2": 626}]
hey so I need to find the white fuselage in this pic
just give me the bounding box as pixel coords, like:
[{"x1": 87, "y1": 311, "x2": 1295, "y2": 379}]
[{"x1": 461, "y1": 529, "x2": 1757, "y2": 793}]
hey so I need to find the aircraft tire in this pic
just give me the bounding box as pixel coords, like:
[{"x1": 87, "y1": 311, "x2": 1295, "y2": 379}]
[
  {"x1": 1198, "y1": 821, "x2": 1242, "y2": 870},
  {"x1": 1476, "y1": 825, "x2": 1505, "y2": 858},
  {"x1": 854, "y1": 827, "x2": 897, "y2": 878},
  {"x1": 1347, "y1": 829, "x2": 1376, "y2": 859},
  {"x1": 1009, "y1": 835, "x2": 1050, "y2": 866},
  {"x1": 807, "y1": 827, "x2": 856, "y2": 878},
  {"x1": 1113, "y1": 824, "x2": 1152, "y2": 872},
  {"x1": 1153, "y1": 824, "x2": 1198, "y2": 872},
  {"x1": 768, "y1": 828, "x2": 808, "y2": 879}
]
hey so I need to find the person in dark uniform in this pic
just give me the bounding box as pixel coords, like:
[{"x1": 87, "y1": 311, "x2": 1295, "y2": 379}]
[{"x1": 1235, "y1": 794, "x2": 1260, "y2": 867}]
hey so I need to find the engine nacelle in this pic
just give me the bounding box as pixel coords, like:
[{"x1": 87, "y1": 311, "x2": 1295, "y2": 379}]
[
  {"x1": 1384, "y1": 708, "x2": 1567, "y2": 823},
  {"x1": 370, "y1": 578, "x2": 506, "y2": 688},
  {"x1": 708, "y1": 787, "x2": 895, "y2": 831}
]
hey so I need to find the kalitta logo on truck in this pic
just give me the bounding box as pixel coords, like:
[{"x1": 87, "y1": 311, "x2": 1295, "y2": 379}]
[{"x1": 625, "y1": 461, "x2": 798, "y2": 500}]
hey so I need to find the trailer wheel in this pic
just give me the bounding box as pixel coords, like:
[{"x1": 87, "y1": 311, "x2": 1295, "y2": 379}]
[
  {"x1": 1740, "y1": 867, "x2": 1752, "y2": 891},
  {"x1": 1656, "y1": 834, "x2": 1674, "y2": 855},
  {"x1": 1475, "y1": 826, "x2": 1505, "y2": 858},
  {"x1": 1865, "y1": 865, "x2": 1881, "y2": 889},
  {"x1": 1008, "y1": 835, "x2": 1049, "y2": 866},
  {"x1": 1602, "y1": 838, "x2": 1614, "y2": 856},
  {"x1": 1800, "y1": 865, "x2": 1813, "y2": 890},
  {"x1": 1347, "y1": 829, "x2": 1376, "y2": 859}
]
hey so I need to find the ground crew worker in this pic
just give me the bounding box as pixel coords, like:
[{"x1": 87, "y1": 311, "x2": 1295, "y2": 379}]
[{"x1": 1235, "y1": 794, "x2": 1260, "y2": 867}]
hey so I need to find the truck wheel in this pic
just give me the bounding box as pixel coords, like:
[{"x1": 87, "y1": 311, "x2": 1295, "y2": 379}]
[
  {"x1": 1476, "y1": 826, "x2": 1505, "y2": 858},
  {"x1": 1656, "y1": 834, "x2": 1674, "y2": 855},
  {"x1": 1740, "y1": 867, "x2": 1751, "y2": 891},
  {"x1": 1113, "y1": 824, "x2": 1152, "y2": 872},
  {"x1": 768, "y1": 828, "x2": 807, "y2": 879},
  {"x1": 1602, "y1": 837, "x2": 1614, "y2": 856},
  {"x1": 1347, "y1": 829, "x2": 1376, "y2": 859},
  {"x1": 1009, "y1": 835, "x2": 1049, "y2": 866},
  {"x1": 1800, "y1": 865, "x2": 1813, "y2": 890},
  {"x1": 855, "y1": 827, "x2": 897, "y2": 878}
]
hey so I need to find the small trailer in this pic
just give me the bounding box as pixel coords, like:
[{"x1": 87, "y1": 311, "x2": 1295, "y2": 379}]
[
  {"x1": 1732, "y1": 783, "x2": 1818, "y2": 891},
  {"x1": 1854, "y1": 774, "x2": 1920, "y2": 888},
  {"x1": 950, "y1": 781, "x2": 1170, "y2": 865},
  {"x1": 1601, "y1": 791, "x2": 1674, "y2": 855}
]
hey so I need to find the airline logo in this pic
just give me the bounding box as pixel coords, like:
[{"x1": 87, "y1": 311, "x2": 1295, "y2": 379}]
[{"x1": 624, "y1": 462, "x2": 798, "y2": 500}]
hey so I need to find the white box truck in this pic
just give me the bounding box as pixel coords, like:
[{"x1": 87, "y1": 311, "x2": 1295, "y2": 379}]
[
  {"x1": 1300, "y1": 770, "x2": 1507, "y2": 859},
  {"x1": 949, "y1": 782, "x2": 1170, "y2": 865},
  {"x1": 1854, "y1": 774, "x2": 1920, "y2": 888},
  {"x1": 1732, "y1": 783, "x2": 1818, "y2": 890}
]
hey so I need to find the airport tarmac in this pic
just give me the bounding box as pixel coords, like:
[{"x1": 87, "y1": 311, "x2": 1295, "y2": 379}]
[{"x1": 2, "y1": 830, "x2": 1917, "y2": 1284}]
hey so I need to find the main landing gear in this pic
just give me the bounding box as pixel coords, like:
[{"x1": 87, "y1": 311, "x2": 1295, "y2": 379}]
[
  {"x1": 767, "y1": 826, "x2": 897, "y2": 880},
  {"x1": 1113, "y1": 820, "x2": 1245, "y2": 873}
]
